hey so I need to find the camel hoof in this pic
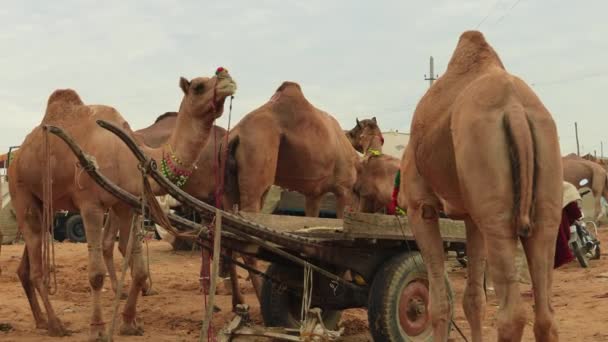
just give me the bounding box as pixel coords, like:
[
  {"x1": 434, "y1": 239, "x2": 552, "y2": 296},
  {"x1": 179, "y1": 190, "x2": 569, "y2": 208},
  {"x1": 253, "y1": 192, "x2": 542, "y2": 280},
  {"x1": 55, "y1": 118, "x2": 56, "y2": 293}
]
[
  {"x1": 142, "y1": 288, "x2": 159, "y2": 296},
  {"x1": 88, "y1": 325, "x2": 107, "y2": 341},
  {"x1": 35, "y1": 319, "x2": 49, "y2": 330},
  {"x1": 119, "y1": 319, "x2": 144, "y2": 336},
  {"x1": 48, "y1": 320, "x2": 69, "y2": 337}
]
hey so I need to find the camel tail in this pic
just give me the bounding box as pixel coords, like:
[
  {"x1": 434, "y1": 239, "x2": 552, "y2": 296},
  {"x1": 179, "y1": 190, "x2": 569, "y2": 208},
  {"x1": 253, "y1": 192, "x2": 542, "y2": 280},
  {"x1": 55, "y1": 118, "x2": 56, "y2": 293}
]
[
  {"x1": 504, "y1": 108, "x2": 535, "y2": 238},
  {"x1": 222, "y1": 135, "x2": 240, "y2": 211}
]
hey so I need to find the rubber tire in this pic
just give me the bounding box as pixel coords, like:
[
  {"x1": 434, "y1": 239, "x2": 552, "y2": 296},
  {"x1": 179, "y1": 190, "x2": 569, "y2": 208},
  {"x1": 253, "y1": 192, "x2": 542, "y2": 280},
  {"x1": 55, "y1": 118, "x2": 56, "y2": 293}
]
[
  {"x1": 571, "y1": 238, "x2": 589, "y2": 268},
  {"x1": 65, "y1": 215, "x2": 87, "y2": 243},
  {"x1": 591, "y1": 245, "x2": 601, "y2": 260},
  {"x1": 368, "y1": 252, "x2": 454, "y2": 342},
  {"x1": 260, "y1": 262, "x2": 342, "y2": 329}
]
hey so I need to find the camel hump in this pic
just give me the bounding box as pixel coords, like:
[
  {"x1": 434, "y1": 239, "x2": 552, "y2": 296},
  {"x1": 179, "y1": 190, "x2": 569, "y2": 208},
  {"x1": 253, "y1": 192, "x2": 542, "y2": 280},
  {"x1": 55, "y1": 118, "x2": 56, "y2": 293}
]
[
  {"x1": 47, "y1": 89, "x2": 84, "y2": 107},
  {"x1": 276, "y1": 81, "x2": 302, "y2": 94},
  {"x1": 154, "y1": 111, "x2": 178, "y2": 123},
  {"x1": 42, "y1": 89, "x2": 88, "y2": 125},
  {"x1": 448, "y1": 30, "x2": 505, "y2": 73}
]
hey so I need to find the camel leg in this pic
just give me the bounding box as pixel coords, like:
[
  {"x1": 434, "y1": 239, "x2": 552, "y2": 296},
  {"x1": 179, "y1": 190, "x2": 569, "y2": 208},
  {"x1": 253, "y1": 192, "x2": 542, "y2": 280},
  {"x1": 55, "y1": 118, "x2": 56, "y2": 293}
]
[
  {"x1": 242, "y1": 255, "x2": 263, "y2": 301},
  {"x1": 80, "y1": 205, "x2": 111, "y2": 341},
  {"x1": 113, "y1": 206, "x2": 156, "y2": 297},
  {"x1": 101, "y1": 210, "x2": 125, "y2": 299},
  {"x1": 462, "y1": 218, "x2": 486, "y2": 342},
  {"x1": 402, "y1": 160, "x2": 450, "y2": 340},
  {"x1": 521, "y1": 227, "x2": 559, "y2": 341},
  {"x1": 408, "y1": 206, "x2": 450, "y2": 340},
  {"x1": 484, "y1": 231, "x2": 527, "y2": 342},
  {"x1": 119, "y1": 228, "x2": 146, "y2": 336},
  {"x1": 16, "y1": 246, "x2": 48, "y2": 329},
  {"x1": 13, "y1": 192, "x2": 67, "y2": 336},
  {"x1": 333, "y1": 188, "x2": 351, "y2": 219},
  {"x1": 227, "y1": 250, "x2": 245, "y2": 310},
  {"x1": 304, "y1": 195, "x2": 322, "y2": 217}
]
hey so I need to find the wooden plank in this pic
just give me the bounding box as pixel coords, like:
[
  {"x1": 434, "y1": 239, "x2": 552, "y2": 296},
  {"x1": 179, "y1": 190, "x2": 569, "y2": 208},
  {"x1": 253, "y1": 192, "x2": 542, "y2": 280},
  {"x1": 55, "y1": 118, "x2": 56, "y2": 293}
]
[
  {"x1": 239, "y1": 211, "x2": 466, "y2": 243},
  {"x1": 275, "y1": 190, "x2": 336, "y2": 213},
  {"x1": 238, "y1": 212, "x2": 342, "y2": 233},
  {"x1": 343, "y1": 211, "x2": 466, "y2": 242}
]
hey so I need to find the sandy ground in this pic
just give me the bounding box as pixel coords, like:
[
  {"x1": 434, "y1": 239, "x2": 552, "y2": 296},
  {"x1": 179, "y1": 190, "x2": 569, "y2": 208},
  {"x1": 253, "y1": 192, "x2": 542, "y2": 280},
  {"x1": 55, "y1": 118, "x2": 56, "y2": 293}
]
[{"x1": 1, "y1": 229, "x2": 608, "y2": 341}]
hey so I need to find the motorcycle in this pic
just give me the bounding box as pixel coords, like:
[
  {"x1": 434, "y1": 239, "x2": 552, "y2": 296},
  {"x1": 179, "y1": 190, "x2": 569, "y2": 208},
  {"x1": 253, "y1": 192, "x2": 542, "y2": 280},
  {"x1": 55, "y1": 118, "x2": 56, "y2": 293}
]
[{"x1": 569, "y1": 178, "x2": 602, "y2": 268}]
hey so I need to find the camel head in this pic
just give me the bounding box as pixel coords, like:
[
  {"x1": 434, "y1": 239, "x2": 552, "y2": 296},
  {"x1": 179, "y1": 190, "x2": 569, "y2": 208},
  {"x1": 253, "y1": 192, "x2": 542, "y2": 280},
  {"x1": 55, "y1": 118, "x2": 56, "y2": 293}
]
[
  {"x1": 178, "y1": 67, "x2": 237, "y2": 121},
  {"x1": 346, "y1": 117, "x2": 384, "y2": 154}
]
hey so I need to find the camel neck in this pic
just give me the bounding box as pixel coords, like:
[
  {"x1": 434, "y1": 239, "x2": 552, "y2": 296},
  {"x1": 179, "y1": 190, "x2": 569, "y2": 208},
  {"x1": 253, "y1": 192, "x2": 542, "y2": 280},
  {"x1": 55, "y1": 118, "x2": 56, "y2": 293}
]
[
  {"x1": 364, "y1": 136, "x2": 384, "y2": 157},
  {"x1": 143, "y1": 108, "x2": 212, "y2": 172}
]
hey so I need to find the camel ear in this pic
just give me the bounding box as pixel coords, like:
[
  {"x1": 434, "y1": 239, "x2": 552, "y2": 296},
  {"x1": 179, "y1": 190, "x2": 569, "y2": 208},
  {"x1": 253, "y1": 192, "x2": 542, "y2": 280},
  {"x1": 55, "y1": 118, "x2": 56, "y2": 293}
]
[
  {"x1": 179, "y1": 77, "x2": 190, "y2": 94},
  {"x1": 372, "y1": 116, "x2": 377, "y2": 124},
  {"x1": 356, "y1": 118, "x2": 361, "y2": 127}
]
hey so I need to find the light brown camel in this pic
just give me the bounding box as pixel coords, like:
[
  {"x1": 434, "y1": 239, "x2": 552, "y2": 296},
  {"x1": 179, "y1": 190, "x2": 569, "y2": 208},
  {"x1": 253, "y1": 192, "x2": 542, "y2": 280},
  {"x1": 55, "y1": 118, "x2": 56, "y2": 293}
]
[
  {"x1": 104, "y1": 112, "x2": 248, "y2": 309},
  {"x1": 224, "y1": 81, "x2": 360, "y2": 216},
  {"x1": 99, "y1": 112, "x2": 228, "y2": 299},
  {"x1": 8, "y1": 68, "x2": 236, "y2": 340},
  {"x1": 398, "y1": 31, "x2": 562, "y2": 342},
  {"x1": 562, "y1": 154, "x2": 608, "y2": 223},
  {"x1": 581, "y1": 153, "x2": 608, "y2": 169},
  {"x1": 222, "y1": 81, "x2": 361, "y2": 303},
  {"x1": 347, "y1": 118, "x2": 400, "y2": 213}
]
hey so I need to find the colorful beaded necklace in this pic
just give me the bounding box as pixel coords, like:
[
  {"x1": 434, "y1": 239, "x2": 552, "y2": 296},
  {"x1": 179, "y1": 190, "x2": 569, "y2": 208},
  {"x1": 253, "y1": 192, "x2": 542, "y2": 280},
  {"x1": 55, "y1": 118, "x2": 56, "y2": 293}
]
[{"x1": 160, "y1": 144, "x2": 193, "y2": 188}]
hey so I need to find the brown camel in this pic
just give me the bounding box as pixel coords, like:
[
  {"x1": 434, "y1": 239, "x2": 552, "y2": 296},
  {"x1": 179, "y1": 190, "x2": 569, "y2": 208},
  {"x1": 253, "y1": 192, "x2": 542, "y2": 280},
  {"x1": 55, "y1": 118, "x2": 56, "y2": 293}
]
[
  {"x1": 8, "y1": 68, "x2": 236, "y2": 340},
  {"x1": 222, "y1": 81, "x2": 361, "y2": 304},
  {"x1": 99, "y1": 112, "x2": 228, "y2": 299},
  {"x1": 105, "y1": 112, "x2": 247, "y2": 308},
  {"x1": 581, "y1": 153, "x2": 608, "y2": 169},
  {"x1": 347, "y1": 118, "x2": 400, "y2": 213},
  {"x1": 398, "y1": 31, "x2": 562, "y2": 342},
  {"x1": 224, "y1": 81, "x2": 360, "y2": 216},
  {"x1": 562, "y1": 154, "x2": 608, "y2": 223}
]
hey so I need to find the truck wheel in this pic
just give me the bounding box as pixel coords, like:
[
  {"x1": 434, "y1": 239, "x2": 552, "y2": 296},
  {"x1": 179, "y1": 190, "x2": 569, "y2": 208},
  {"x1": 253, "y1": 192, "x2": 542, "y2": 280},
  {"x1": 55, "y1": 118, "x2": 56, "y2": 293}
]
[
  {"x1": 368, "y1": 252, "x2": 454, "y2": 341},
  {"x1": 65, "y1": 215, "x2": 86, "y2": 243},
  {"x1": 260, "y1": 262, "x2": 342, "y2": 329}
]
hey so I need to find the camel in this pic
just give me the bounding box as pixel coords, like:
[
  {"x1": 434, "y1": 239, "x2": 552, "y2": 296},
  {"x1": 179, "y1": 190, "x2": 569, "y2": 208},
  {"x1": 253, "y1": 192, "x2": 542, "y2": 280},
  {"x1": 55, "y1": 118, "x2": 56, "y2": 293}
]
[
  {"x1": 8, "y1": 68, "x2": 236, "y2": 340},
  {"x1": 106, "y1": 112, "x2": 247, "y2": 308},
  {"x1": 347, "y1": 118, "x2": 400, "y2": 213},
  {"x1": 99, "y1": 112, "x2": 228, "y2": 298},
  {"x1": 562, "y1": 154, "x2": 608, "y2": 223},
  {"x1": 222, "y1": 81, "x2": 360, "y2": 303},
  {"x1": 397, "y1": 31, "x2": 562, "y2": 342},
  {"x1": 581, "y1": 153, "x2": 608, "y2": 169}
]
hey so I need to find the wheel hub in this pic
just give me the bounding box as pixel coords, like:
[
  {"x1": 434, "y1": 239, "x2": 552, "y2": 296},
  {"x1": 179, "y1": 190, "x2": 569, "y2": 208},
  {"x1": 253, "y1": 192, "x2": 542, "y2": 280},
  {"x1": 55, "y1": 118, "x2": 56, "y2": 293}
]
[{"x1": 398, "y1": 280, "x2": 430, "y2": 336}]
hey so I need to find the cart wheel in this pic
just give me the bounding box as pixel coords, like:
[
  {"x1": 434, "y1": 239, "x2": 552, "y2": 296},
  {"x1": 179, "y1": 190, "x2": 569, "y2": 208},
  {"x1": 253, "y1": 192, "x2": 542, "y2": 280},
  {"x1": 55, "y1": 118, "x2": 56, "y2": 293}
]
[
  {"x1": 368, "y1": 252, "x2": 454, "y2": 341},
  {"x1": 260, "y1": 262, "x2": 342, "y2": 329}
]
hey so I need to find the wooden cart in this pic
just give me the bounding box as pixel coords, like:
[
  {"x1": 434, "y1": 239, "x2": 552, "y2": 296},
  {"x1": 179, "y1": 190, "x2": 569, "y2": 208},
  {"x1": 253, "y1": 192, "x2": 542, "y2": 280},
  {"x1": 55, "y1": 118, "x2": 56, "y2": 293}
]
[{"x1": 48, "y1": 121, "x2": 468, "y2": 341}]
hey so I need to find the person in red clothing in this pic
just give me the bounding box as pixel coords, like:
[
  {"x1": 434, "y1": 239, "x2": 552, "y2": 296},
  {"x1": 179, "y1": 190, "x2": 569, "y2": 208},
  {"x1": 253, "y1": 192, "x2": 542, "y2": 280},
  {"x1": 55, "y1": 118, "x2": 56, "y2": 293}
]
[{"x1": 555, "y1": 181, "x2": 583, "y2": 268}]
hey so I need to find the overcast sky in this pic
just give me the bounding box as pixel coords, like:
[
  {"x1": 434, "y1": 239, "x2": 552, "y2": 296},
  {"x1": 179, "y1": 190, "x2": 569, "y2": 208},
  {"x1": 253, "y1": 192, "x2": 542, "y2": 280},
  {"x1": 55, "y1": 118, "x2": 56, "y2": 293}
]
[{"x1": 1, "y1": 1, "x2": 606, "y2": 156}]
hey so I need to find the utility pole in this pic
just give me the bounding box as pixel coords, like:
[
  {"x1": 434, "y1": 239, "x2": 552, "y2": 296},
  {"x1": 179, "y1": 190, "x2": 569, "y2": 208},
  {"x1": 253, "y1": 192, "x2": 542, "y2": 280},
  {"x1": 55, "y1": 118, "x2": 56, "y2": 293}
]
[
  {"x1": 601, "y1": 141, "x2": 604, "y2": 159},
  {"x1": 424, "y1": 56, "x2": 438, "y2": 87},
  {"x1": 575, "y1": 122, "x2": 580, "y2": 156}
]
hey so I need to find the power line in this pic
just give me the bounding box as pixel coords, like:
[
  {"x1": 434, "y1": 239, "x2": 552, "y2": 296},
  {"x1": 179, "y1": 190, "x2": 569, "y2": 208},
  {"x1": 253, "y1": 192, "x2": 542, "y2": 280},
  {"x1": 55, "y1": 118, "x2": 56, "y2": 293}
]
[
  {"x1": 476, "y1": 0, "x2": 502, "y2": 29},
  {"x1": 494, "y1": 0, "x2": 523, "y2": 25}
]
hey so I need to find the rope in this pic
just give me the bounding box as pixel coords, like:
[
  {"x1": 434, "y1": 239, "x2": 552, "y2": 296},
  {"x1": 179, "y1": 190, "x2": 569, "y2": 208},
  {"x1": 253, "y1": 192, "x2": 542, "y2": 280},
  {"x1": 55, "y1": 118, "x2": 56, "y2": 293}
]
[
  {"x1": 300, "y1": 264, "x2": 313, "y2": 326},
  {"x1": 140, "y1": 164, "x2": 154, "y2": 294},
  {"x1": 199, "y1": 94, "x2": 234, "y2": 341},
  {"x1": 199, "y1": 209, "x2": 223, "y2": 342},
  {"x1": 41, "y1": 128, "x2": 57, "y2": 295},
  {"x1": 451, "y1": 318, "x2": 469, "y2": 342}
]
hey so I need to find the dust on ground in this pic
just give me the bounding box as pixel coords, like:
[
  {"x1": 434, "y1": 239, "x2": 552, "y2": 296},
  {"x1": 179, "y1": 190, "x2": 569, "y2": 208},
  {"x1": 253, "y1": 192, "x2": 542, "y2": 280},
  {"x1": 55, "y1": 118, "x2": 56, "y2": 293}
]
[{"x1": 2, "y1": 229, "x2": 608, "y2": 341}]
